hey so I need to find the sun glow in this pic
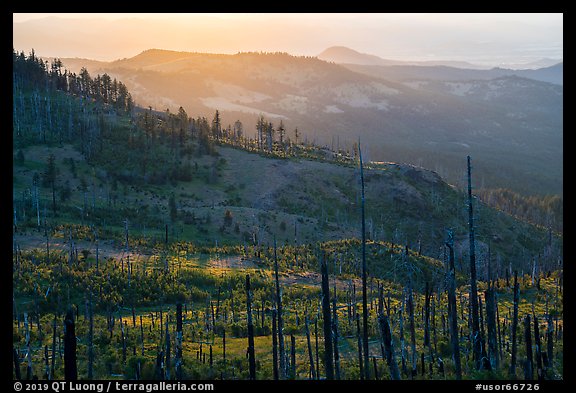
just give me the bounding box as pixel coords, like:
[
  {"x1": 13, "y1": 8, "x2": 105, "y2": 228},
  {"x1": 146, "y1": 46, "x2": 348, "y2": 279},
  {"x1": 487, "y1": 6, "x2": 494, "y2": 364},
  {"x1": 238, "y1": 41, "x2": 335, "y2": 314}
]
[{"x1": 13, "y1": 13, "x2": 562, "y2": 65}]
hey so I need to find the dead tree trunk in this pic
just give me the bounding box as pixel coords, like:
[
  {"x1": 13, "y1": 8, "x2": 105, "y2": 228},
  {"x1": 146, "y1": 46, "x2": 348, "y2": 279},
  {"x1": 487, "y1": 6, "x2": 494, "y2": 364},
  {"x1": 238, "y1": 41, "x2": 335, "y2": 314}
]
[
  {"x1": 467, "y1": 156, "x2": 488, "y2": 370},
  {"x1": 407, "y1": 283, "x2": 417, "y2": 379},
  {"x1": 496, "y1": 294, "x2": 504, "y2": 364},
  {"x1": 64, "y1": 309, "x2": 77, "y2": 380},
  {"x1": 431, "y1": 294, "x2": 438, "y2": 358},
  {"x1": 510, "y1": 271, "x2": 520, "y2": 378},
  {"x1": 51, "y1": 315, "x2": 57, "y2": 379},
  {"x1": 305, "y1": 314, "x2": 317, "y2": 380},
  {"x1": 424, "y1": 281, "x2": 433, "y2": 374},
  {"x1": 88, "y1": 292, "x2": 94, "y2": 379},
  {"x1": 378, "y1": 309, "x2": 401, "y2": 379},
  {"x1": 356, "y1": 312, "x2": 364, "y2": 380},
  {"x1": 424, "y1": 282, "x2": 431, "y2": 351},
  {"x1": 332, "y1": 286, "x2": 341, "y2": 380},
  {"x1": 290, "y1": 335, "x2": 296, "y2": 379},
  {"x1": 546, "y1": 315, "x2": 554, "y2": 371},
  {"x1": 140, "y1": 315, "x2": 145, "y2": 356},
  {"x1": 533, "y1": 316, "x2": 543, "y2": 381},
  {"x1": 246, "y1": 274, "x2": 257, "y2": 380},
  {"x1": 175, "y1": 303, "x2": 183, "y2": 380},
  {"x1": 273, "y1": 238, "x2": 286, "y2": 379},
  {"x1": 13, "y1": 348, "x2": 21, "y2": 380},
  {"x1": 222, "y1": 329, "x2": 226, "y2": 366},
  {"x1": 524, "y1": 315, "x2": 533, "y2": 380},
  {"x1": 119, "y1": 313, "x2": 127, "y2": 364},
  {"x1": 272, "y1": 309, "x2": 279, "y2": 380},
  {"x1": 94, "y1": 229, "x2": 99, "y2": 272},
  {"x1": 320, "y1": 252, "x2": 334, "y2": 379},
  {"x1": 157, "y1": 309, "x2": 163, "y2": 347},
  {"x1": 24, "y1": 313, "x2": 32, "y2": 380},
  {"x1": 131, "y1": 303, "x2": 136, "y2": 328},
  {"x1": 165, "y1": 317, "x2": 171, "y2": 380},
  {"x1": 314, "y1": 316, "x2": 320, "y2": 379},
  {"x1": 44, "y1": 345, "x2": 50, "y2": 380},
  {"x1": 399, "y1": 294, "x2": 408, "y2": 377},
  {"x1": 485, "y1": 288, "x2": 498, "y2": 370},
  {"x1": 358, "y1": 142, "x2": 370, "y2": 379},
  {"x1": 155, "y1": 351, "x2": 164, "y2": 380}
]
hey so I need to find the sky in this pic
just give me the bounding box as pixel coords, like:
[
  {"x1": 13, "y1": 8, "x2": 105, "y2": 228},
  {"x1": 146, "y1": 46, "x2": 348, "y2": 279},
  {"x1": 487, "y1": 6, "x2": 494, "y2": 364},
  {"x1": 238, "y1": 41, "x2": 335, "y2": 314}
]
[{"x1": 13, "y1": 13, "x2": 563, "y2": 67}]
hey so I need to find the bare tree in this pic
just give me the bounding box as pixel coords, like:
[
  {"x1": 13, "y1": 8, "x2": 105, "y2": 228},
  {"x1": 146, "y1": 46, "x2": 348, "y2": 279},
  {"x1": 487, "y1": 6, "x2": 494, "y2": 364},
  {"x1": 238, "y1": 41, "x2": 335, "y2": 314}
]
[
  {"x1": 407, "y1": 282, "x2": 417, "y2": 379},
  {"x1": 533, "y1": 316, "x2": 543, "y2": 381},
  {"x1": 358, "y1": 142, "x2": 370, "y2": 379},
  {"x1": 273, "y1": 238, "x2": 287, "y2": 379},
  {"x1": 332, "y1": 285, "x2": 341, "y2": 380},
  {"x1": 13, "y1": 348, "x2": 21, "y2": 380},
  {"x1": 175, "y1": 303, "x2": 183, "y2": 380},
  {"x1": 510, "y1": 271, "x2": 520, "y2": 378},
  {"x1": 356, "y1": 312, "x2": 364, "y2": 380},
  {"x1": 305, "y1": 313, "x2": 317, "y2": 380},
  {"x1": 246, "y1": 274, "x2": 256, "y2": 380},
  {"x1": 466, "y1": 156, "x2": 489, "y2": 370},
  {"x1": 485, "y1": 288, "x2": 499, "y2": 370},
  {"x1": 320, "y1": 252, "x2": 334, "y2": 379},
  {"x1": 524, "y1": 315, "x2": 533, "y2": 380},
  {"x1": 378, "y1": 291, "x2": 401, "y2": 380},
  {"x1": 272, "y1": 309, "x2": 279, "y2": 380},
  {"x1": 24, "y1": 313, "x2": 33, "y2": 380},
  {"x1": 88, "y1": 292, "x2": 94, "y2": 379},
  {"x1": 64, "y1": 309, "x2": 77, "y2": 380}
]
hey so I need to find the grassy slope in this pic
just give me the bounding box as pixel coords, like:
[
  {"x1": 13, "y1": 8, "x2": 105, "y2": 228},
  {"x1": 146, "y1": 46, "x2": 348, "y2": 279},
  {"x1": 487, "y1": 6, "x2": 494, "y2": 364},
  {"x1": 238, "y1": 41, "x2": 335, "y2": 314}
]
[{"x1": 13, "y1": 138, "x2": 555, "y2": 272}]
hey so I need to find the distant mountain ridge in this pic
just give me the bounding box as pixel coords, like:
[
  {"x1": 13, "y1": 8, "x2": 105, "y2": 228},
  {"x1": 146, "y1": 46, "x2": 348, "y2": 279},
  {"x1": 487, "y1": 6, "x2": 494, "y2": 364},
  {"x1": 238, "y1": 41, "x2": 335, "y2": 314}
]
[
  {"x1": 319, "y1": 46, "x2": 491, "y2": 70},
  {"x1": 319, "y1": 46, "x2": 563, "y2": 85}
]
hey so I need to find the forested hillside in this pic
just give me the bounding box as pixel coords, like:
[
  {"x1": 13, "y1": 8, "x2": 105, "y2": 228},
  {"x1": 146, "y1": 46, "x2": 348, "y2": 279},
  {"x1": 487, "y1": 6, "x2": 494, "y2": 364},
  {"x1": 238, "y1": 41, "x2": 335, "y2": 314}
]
[
  {"x1": 58, "y1": 49, "x2": 563, "y2": 199},
  {"x1": 12, "y1": 49, "x2": 563, "y2": 382}
]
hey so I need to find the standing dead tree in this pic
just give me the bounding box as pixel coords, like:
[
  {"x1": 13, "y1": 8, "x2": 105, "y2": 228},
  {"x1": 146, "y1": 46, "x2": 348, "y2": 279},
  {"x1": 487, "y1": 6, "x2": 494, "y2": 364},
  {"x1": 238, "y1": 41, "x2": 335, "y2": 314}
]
[
  {"x1": 64, "y1": 309, "x2": 77, "y2": 380},
  {"x1": 24, "y1": 312, "x2": 33, "y2": 380},
  {"x1": 485, "y1": 287, "x2": 499, "y2": 370},
  {"x1": 13, "y1": 348, "x2": 21, "y2": 380},
  {"x1": 332, "y1": 285, "x2": 341, "y2": 380},
  {"x1": 88, "y1": 291, "x2": 94, "y2": 379},
  {"x1": 546, "y1": 314, "x2": 554, "y2": 374},
  {"x1": 320, "y1": 252, "x2": 334, "y2": 379},
  {"x1": 533, "y1": 315, "x2": 543, "y2": 381},
  {"x1": 524, "y1": 315, "x2": 534, "y2": 380},
  {"x1": 272, "y1": 309, "x2": 279, "y2": 380},
  {"x1": 356, "y1": 312, "x2": 364, "y2": 380},
  {"x1": 51, "y1": 315, "x2": 57, "y2": 379},
  {"x1": 509, "y1": 271, "x2": 520, "y2": 378},
  {"x1": 165, "y1": 314, "x2": 171, "y2": 380},
  {"x1": 273, "y1": 237, "x2": 287, "y2": 379},
  {"x1": 407, "y1": 281, "x2": 417, "y2": 379},
  {"x1": 424, "y1": 281, "x2": 433, "y2": 376},
  {"x1": 290, "y1": 335, "x2": 296, "y2": 379},
  {"x1": 466, "y1": 156, "x2": 490, "y2": 371},
  {"x1": 358, "y1": 142, "x2": 371, "y2": 379},
  {"x1": 246, "y1": 274, "x2": 256, "y2": 380},
  {"x1": 305, "y1": 313, "x2": 317, "y2": 380},
  {"x1": 175, "y1": 303, "x2": 183, "y2": 380},
  {"x1": 378, "y1": 289, "x2": 401, "y2": 380}
]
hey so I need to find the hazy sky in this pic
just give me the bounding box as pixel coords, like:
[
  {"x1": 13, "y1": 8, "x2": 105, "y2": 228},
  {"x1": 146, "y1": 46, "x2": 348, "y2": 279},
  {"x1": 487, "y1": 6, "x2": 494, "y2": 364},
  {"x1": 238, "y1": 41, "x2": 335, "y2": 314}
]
[{"x1": 13, "y1": 13, "x2": 563, "y2": 66}]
